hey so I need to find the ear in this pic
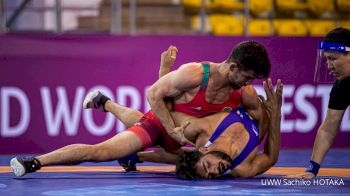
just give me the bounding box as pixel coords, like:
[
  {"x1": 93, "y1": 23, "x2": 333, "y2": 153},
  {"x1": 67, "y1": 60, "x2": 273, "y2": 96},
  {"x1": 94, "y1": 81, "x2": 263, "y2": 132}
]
[
  {"x1": 229, "y1": 62, "x2": 238, "y2": 71},
  {"x1": 199, "y1": 146, "x2": 210, "y2": 154}
]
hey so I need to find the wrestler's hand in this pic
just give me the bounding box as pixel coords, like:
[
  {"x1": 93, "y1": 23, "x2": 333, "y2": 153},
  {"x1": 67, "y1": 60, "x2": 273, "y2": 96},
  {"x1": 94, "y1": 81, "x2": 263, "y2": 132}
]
[
  {"x1": 284, "y1": 172, "x2": 315, "y2": 179},
  {"x1": 171, "y1": 121, "x2": 195, "y2": 146},
  {"x1": 262, "y1": 78, "x2": 283, "y2": 117},
  {"x1": 160, "y1": 45, "x2": 178, "y2": 69}
]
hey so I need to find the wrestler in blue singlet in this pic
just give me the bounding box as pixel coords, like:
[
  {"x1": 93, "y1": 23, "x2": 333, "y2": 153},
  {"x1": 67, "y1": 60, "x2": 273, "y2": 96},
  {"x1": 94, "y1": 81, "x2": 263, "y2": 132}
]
[{"x1": 203, "y1": 107, "x2": 260, "y2": 175}]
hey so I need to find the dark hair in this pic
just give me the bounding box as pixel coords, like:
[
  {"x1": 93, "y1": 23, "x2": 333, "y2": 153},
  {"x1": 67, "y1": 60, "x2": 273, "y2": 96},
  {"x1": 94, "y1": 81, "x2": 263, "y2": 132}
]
[
  {"x1": 324, "y1": 27, "x2": 350, "y2": 54},
  {"x1": 175, "y1": 150, "x2": 232, "y2": 180},
  {"x1": 227, "y1": 40, "x2": 271, "y2": 79},
  {"x1": 176, "y1": 151, "x2": 203, "y2": 180}
]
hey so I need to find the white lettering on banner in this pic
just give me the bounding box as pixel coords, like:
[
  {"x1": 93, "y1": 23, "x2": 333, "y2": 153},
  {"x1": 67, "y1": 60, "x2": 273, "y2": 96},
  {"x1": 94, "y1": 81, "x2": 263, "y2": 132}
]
[
  {"x1": 1, "y1": 84, "x2": 348, "y2": 138},
  {"x1": 41, "y1": 86, "x2": 85, "y2": 136},
  {"x1": 254, "y1": 84, "x2": 334, "y2": 133},
  {"x1": 116, "y1": 86, "x2": 141, "y2": 132},
  {"x1": 0, "y1": 87, "x2": 30, "y2": 137},
  {"x1": 83, "y1": 86, "x2": 115, "y2": 136},
  {"x1": 295, "y1": 85, "x2": 317, "y2": 132},
  {"x1": 281, "y1": 85, "x2": 295, "y2": 133}
]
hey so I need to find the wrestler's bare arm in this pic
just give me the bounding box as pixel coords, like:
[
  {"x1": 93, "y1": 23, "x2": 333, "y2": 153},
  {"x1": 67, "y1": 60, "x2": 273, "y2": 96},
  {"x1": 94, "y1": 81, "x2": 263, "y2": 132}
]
[
  {"x1": 237, "y1": 79, "x2": 283, "y2": 177},
  {"x1": 159, "y1": 45, "x2": 178, "y2": 78},
  {"x1": 242, "y1": 85, "x2": 269, "y2": 143},
  {"x1": 102, "y1": 45, "x2": 177, "y2": 128},
  {"x1": 256, "y1": 100, "x2": 270, "y2": 143},
  {"x1": 147, "y1": 64, "x2": 203, "y2": 144},
  {"x1": 241, "y1": 85, "x2": 261, "y2": 118}
]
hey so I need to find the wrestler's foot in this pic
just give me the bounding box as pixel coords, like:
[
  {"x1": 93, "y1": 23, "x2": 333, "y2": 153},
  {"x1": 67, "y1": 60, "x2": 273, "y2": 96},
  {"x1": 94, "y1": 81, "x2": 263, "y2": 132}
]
[
  {"x1": 10, "y1": 157, "x2": 41, "y2": 177},
  {"x1": 118, "y1": 153, "x2": 142, "y2": 172},
  {"x1": 83, "y1": 90, "x2": 110, "y2": 112}
]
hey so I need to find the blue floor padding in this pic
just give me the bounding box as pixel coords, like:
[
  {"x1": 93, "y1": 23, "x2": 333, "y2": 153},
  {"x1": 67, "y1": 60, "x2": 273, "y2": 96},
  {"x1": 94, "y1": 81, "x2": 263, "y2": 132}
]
[
  {"x1": 274, "y1": 149, "x2": 350, "y2": 168},
  {"x1": 1, "y1": 149, "x2": 350, "y2": 195},
  {"x1": 1, "y1": 172, "x2": 349, "y2": 195},
  {"x1": 1, "y1": 149, "x2": 349, "y2": 167}
]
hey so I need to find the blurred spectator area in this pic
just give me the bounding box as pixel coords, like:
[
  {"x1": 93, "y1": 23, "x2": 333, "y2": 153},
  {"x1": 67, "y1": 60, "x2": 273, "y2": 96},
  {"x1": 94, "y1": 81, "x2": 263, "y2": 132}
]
[
  {"x1": 187, "y1": 0, "x2": 350, "y2": 36},
  {"x1": 78, "y1": 0, "x2": 191, "y2": 34},
  {"x1": 2, "y1": 0, "x2": 350, "y2": 36},
  {"x1": 2, "y1": 0, "x2": 191, "y2": 34}
]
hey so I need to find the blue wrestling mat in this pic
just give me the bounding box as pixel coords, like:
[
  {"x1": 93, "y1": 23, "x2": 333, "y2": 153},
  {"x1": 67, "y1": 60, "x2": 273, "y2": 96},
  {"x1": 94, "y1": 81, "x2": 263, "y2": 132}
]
[{"x1": 1, "y1": 149, "x2": 350, "y2": 196}]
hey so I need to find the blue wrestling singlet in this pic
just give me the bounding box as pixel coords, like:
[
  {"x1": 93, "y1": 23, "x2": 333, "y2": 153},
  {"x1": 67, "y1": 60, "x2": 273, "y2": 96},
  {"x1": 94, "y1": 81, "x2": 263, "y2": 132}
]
[{"x1": 203, "y1": 108, "x2": 259, "y2": 175}]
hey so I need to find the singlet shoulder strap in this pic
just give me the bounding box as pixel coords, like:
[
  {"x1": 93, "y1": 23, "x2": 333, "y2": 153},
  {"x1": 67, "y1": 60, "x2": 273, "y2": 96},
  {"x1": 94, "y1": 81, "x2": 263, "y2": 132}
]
[
  {"x1": 204, "y1": 110, "x2": 238, "y2": 147},
  {"x1": 203, "y1": 108, "x2": 260, "y2": 175},
  {"x1": 200, "y1": 63, "x2": 210, "y2": 90},
  {"x1": 223, "y1": 108, "x2": 260, "y2": 174}
]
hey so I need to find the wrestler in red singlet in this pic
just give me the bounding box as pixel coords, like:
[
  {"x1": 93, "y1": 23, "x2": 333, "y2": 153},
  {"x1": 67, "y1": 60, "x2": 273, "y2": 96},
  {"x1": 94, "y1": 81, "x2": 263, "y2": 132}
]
[{"x1": 128, "y1": 63, "x2": 242, "y2": 151}]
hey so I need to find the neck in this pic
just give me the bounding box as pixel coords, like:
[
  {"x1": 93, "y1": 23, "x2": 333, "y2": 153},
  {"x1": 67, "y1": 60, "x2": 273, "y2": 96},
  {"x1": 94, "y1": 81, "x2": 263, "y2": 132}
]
[
  {"x1": 214, "y1": 62, "x2": 230, "y2": 88},
  {"x1": 209, "y1": 139, "x2": 237, "y2": 158}
]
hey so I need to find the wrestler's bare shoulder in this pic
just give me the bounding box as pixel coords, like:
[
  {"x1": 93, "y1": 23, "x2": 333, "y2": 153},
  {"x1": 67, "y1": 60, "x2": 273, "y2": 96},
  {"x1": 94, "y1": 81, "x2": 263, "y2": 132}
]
[
  {"x1": 178, "y1": 62, "x2": 219, "y2": 74},
  {"x1": 177, "y1": 62, "x2": 202, "y2": 70}
]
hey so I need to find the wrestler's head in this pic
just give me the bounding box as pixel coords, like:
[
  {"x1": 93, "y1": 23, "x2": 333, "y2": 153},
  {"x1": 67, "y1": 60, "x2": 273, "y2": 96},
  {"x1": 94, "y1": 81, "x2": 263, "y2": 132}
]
[
  {"x1": 226, "y1": 41, "x2": 271, "y2": 89},
  {"x1": 176, "y1": 150, "x2": 232, "y2": 180},
  {"x1": 323, "y1": 28, "x2": 350, "y2": 80}
]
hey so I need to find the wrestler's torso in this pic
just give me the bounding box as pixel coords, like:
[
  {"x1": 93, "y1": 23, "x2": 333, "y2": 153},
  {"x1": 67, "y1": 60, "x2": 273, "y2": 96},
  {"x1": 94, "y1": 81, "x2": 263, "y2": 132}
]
[
  {"x1": 196, "y1": 114, "x2": 250, "y2": 153},
  {"x1": 203, "y1": 109, "x2": 269, "y2": 178},
  {"x1": 174, "y1": 64, "x2": 233, "y2": 104},
  {"x1": 172, "y1": 63, "x2": 242, "y2": 117},
  {"x1": 173, "y1": 108, "x2": 266, "y2": 177},
  {"x1": 198, "y1": 112, "x2": 259, "y2": 176}
]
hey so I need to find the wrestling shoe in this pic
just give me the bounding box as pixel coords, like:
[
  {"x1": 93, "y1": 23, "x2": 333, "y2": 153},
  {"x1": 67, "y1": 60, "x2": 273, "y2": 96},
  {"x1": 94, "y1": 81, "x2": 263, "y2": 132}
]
[
  {"x1": 83, "y1": 90, "x2": 110, "y2": 112},
  {"x1": 10, "y1": 157, "x2": 41, "y2": 177},
  {"x1": 118, "y1": 153, "x2": 142, "y2": 172}
]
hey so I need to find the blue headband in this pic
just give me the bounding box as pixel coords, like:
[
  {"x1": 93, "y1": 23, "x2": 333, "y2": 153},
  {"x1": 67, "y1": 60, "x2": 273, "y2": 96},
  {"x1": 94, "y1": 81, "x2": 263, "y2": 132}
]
[{"x1": 318, "y1": 42, "x2": 350, "y2": 52}]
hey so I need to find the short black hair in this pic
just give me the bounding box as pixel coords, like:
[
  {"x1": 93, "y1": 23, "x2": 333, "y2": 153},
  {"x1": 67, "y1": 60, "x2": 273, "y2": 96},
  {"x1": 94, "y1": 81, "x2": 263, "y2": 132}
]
[
  {"x1": 175, "y1": 150, "x2": 233, "y2": 180},
  {"x1": 227, "y1": 40, "x2": 271, "y2": 79},
  {"x1": 324, "y1": 27, "x2": 350, "y2": 47},
  {"x1": 176, "y1": 151, "x2": 203, "y2": 180}
]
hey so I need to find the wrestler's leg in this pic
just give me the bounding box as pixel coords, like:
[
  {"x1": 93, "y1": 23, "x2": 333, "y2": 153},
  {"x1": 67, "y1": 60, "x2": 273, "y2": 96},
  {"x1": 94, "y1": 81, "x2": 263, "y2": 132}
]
[
  {"x1": 120, "y1": 112, "x2": 191, "y2": 169},
  {"x1": 83, "y1": 91, "x2": 143, "y2": 127},
  {"x1": 37, "y1": 131, "x2": 142, "y2": 166},
  {"x1": 104, "y1": 100, "x2": 143, "y2": 128},
  {"x1": 11, "y1": 131, "x2": 143, "y2": 176}
]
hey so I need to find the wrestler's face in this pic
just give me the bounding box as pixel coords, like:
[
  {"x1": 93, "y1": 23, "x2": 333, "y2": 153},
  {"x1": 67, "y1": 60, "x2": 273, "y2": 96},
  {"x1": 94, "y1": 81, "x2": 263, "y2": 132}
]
[
  {"x1": 228, "y1": 64, "x2": 256, "y2": 90},
  {"x1": 324, "y1": 51, "x2": 350, "y2": 80},
  {"x1": 195, "y1": 152, "x2": 232, "y2": 179}
]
